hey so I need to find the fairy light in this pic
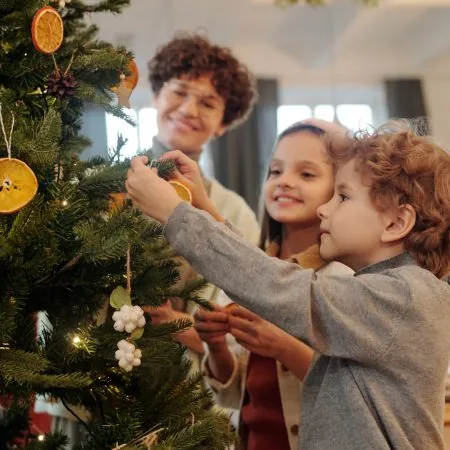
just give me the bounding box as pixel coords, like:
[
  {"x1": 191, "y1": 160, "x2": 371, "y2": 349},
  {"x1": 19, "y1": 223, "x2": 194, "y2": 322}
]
[
  {"x1": 72, "y1": 335, "x2": 81, "y2": 345},
  {"x1": 38, "y1": 434, "x2": 45, "y2": 441},
  {"x1": 61, "y1": 199, "x2": 68, "y2": 207}
]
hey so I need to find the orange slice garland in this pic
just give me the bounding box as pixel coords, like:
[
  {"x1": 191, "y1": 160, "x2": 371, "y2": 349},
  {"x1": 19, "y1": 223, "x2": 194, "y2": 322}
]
[
  {"x1": 31, "y1": 6, "x2": 64, "y2": 54},
  {"x1": 168, "y1": 180, "x2": 192, "y2": 204},
  {"x1": 0, "y1": 158, "x2": 38, "y2": 215}
]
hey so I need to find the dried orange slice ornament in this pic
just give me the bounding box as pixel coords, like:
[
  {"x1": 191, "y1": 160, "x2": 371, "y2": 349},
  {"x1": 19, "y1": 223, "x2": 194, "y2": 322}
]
[
  {"x1": 168, "y1": 180, "x2": 192, "y2": 204},
  {"x1": 31, "y1": 6, "x2": 64, "y2": 54},
  {"x1": 112, "y1": 60, "x2": 139, "y2": 108},
  {"x1": 123, "y1": 60, "x2": 139, "y2": 90},
  {"x1": 0, "y1": 158, "x2": 38, "y2": 215},
  {"x1": 108, "y1": 192, "x2": 127, "y2": 212}
]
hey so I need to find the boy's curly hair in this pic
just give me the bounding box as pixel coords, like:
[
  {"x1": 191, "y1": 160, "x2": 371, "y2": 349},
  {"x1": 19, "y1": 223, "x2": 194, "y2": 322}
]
[
  {"x1": 328, "y1": 120, "x2": 450, "y2": 279},
  {"x1": 148, "y1": 32, "x2": 257, "y2": 129}
]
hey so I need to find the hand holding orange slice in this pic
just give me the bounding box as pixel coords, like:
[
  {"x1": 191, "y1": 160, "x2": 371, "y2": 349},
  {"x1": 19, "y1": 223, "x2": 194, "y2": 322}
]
[
  {"x1": 224, "y1": 303, "x2": 239, "y2": 314},
  {"x1": 168, "y1": 180, "x2": 192, "y2": 204},
  {"x1": 31, "y1": 6, "x2": 64, "y2": 54},
  {"x1": 0, "y1": 158, "x2": 38, "y2": 214}
]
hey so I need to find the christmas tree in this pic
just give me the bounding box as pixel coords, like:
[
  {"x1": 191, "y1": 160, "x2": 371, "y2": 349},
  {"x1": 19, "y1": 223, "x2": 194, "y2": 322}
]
[{"x1": 0, "y1": 1, "x2": 233, "y2": 449}]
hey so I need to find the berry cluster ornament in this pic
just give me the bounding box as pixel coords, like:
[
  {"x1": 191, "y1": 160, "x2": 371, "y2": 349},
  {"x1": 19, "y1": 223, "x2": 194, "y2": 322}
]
[
  {"x1": 113, "y1": 304, "x2": 145, "y2": 333},
  {"x1": 115, "y1": 340, "x2": 142, "y2": 372},
  {"x1": 109, "y1": 248, "x2": 146, "y2": 372}
]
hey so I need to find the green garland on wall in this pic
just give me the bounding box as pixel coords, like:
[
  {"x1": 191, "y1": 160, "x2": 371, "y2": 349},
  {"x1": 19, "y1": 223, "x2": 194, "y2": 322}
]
[{"x1": 276, "y1": 0, "x2": 379, "y2": 6}]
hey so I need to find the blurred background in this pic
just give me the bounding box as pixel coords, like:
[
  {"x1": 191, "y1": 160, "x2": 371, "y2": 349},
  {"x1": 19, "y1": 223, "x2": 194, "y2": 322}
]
[{"x1": 82, "y1": 0, "x2": 450, "y2": 209}]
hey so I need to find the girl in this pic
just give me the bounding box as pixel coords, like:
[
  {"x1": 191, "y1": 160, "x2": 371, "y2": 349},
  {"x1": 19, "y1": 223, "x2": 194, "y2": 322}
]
[{"x1": 194, "y1": 119, "x2": 352, "y2": 450}]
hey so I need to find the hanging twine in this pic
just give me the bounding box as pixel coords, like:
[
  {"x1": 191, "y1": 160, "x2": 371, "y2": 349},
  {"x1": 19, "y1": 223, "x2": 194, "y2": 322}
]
[
  {"x1": 0, "y1": 103, "x2": 15, "y2": 159},
  {"x1": 112, "y1": 427, "x2": 163, "y2": 450},
  {"x1": 126, "y1": 245, "x2": 131, "y2": 294}
]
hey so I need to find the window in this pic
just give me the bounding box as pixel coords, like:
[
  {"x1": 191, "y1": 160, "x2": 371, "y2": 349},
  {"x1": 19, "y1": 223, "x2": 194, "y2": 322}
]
[
  {"x1": 336, "y1": 104, "x2": 373, "y2": 133},
  {"x1": 105, "y1": 109, "x2": 139, "y2": 160},
  {"x1": 104, "y1": 108, "x2": 213, "y2": 177},
  {"x1": 277, "y1": 105, "x2": 312, "y2": 134},
  {"x1": 138, "y1": 108, "x2": 159, "y2": 150},
  {"x1": 277, "y1": 104, "x2": 373, "y2": 134}
]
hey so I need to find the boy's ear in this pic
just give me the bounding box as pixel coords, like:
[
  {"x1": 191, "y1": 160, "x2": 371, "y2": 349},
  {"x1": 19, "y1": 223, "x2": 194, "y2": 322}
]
[{"x1": 381, "y1": 204, "x2": 416, "y2": 243}]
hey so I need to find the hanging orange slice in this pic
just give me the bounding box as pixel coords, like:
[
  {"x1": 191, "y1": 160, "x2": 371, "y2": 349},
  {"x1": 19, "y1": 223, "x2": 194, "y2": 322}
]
[
  {"x1": 168, "y1": 180, "x2": 192, "y2": 204},
  {"x1": 31, "y1": 6, "x2": 64, "y2": 54},
  {"x1": 123, "y1": 60, "x2": 139, "y2": 90},
  {"x1": 0, "y1": 158, "x2": 38, "y2": 215},
  {"x1": 108, "y1": 192, "x2": 127, "y2": 212}
]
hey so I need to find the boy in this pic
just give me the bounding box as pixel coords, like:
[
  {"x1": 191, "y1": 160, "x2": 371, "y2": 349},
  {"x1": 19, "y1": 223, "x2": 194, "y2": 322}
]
[{"x1": 126, "y1": 124, "x2": 450, "y2": 449}]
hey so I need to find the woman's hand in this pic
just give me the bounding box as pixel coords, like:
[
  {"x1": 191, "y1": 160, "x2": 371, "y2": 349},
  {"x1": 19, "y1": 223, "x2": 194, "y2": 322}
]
[
  {"x1": 143, "y1": 299, "x2": 181, "y2": 325},
  {"x1": 161, "y1": 150, "x2": 209, "y2": 210},
  {"x1": 194, "y1": 305, "x2": 230, "y2": 350},
  {"x1": 228, "y1": 307, "x2": 291, "y2": 360},
  {"x1": 229, "y1": 307, "x2": 314, "y2": 380}
]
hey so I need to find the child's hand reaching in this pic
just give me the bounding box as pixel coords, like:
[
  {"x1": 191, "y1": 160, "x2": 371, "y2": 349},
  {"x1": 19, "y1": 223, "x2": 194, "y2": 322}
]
[
  {"x1": 193, "y1": 305, "x2": 230, "y2": 350},
  {"x1": 126, "y1": 156, "x2": 181, "y2": 223}
]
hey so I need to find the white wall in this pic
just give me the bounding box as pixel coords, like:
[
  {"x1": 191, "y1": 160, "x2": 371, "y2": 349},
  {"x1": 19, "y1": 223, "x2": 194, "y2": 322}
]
[{"x1": 423, "y1": 78, "x2": 450, "y2": 150}]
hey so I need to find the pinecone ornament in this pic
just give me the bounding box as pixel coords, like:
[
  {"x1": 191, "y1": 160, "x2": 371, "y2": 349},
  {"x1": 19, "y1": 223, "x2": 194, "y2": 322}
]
[{"x1": 47, "y1": 70, "x2": 77, "y2": 99}]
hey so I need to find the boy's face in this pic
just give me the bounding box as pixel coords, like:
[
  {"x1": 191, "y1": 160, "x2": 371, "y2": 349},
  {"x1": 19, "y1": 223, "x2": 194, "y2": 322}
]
[
  {"x1": 152, "y1": 74, "x2": 226, "y2": 161},
  {"x1": 317, "y1": 159, "x2": 390, "y2": 271}
]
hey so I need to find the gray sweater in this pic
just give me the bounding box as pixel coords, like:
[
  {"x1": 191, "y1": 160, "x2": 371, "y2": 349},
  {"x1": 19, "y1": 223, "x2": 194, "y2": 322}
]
[{"x1": 164, "y1": 203, "x2": 450, "y2": 450}]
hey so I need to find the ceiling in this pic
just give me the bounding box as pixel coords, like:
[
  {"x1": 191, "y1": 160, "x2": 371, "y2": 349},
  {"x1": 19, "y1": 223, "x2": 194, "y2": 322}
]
[{"x1": 89, "y1": 0, "x2": 450, "y2": 95}]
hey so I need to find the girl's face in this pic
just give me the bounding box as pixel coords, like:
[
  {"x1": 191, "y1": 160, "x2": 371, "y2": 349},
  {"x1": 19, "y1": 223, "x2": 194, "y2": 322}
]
[{"x1": 264, "y1": 131, "x2": 335, "y2": 229}]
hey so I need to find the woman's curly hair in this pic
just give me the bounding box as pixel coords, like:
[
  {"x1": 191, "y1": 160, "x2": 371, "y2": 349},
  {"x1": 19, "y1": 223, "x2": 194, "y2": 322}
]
[
  {"x1": 148, "y1": 32, "x2": 257, "y2": 129},
  {"x1": 327, "y1": 120, "x2": 450, "y2": 279}
]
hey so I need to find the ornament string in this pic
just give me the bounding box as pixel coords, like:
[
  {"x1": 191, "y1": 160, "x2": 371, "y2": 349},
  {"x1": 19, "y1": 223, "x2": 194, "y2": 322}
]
[
  {"x1": 0, "y1": 103, "x2": 15, "y2": 159},
  {"x1": 126, "y1": 245, "x2": 131, "y2": 294},
  {"x1": 51, "y1": 53, "x2": 59, "y2": 73}
]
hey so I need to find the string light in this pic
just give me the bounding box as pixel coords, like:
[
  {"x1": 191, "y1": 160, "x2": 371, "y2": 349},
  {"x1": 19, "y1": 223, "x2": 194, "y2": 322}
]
[
  {"x1": 72, "y1": 335, "x2": 81, "y2": 345},
  {"x1": 38, "y1": 434, "x2": 45, "y2": 441},
  {"x1": 61, "y1": 199, "x2": 68, "y2": 207}
]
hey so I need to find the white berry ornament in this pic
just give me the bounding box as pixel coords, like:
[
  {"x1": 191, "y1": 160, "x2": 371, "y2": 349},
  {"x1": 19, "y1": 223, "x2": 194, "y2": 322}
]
[
  {"x1": 110, "y1": 286, "x2": 146, "y2": 371},
  {"x1": 115, "y1": 340, "x2": 142, "y2": 372},
  {"x1": 112, "y1": 304, "x2": 145, "y2": 333}
]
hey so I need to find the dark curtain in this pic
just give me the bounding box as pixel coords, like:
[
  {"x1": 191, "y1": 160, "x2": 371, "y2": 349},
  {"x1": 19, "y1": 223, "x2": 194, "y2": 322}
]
[
  {"x1": 384, "y1": 79, "x2": 430, "y2": 133},
  {"x1": 210, "y1": 78, "x2": 279, "y2": 212}
]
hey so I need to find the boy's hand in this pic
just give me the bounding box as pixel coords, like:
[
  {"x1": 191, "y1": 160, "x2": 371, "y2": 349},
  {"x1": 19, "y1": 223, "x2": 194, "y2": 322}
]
[
  {"x1": 126, "y1": 156, "x2": 182, "y2": 223},
  {"x1": 228, "y1": 307, "x2": 289, "y2": 360},
  {"x1": 161, "y1": 150, "x2": 210, "y2": 210},
  {"x1": 194, "y1": 305, "x2": 230, "y2": 350}
]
